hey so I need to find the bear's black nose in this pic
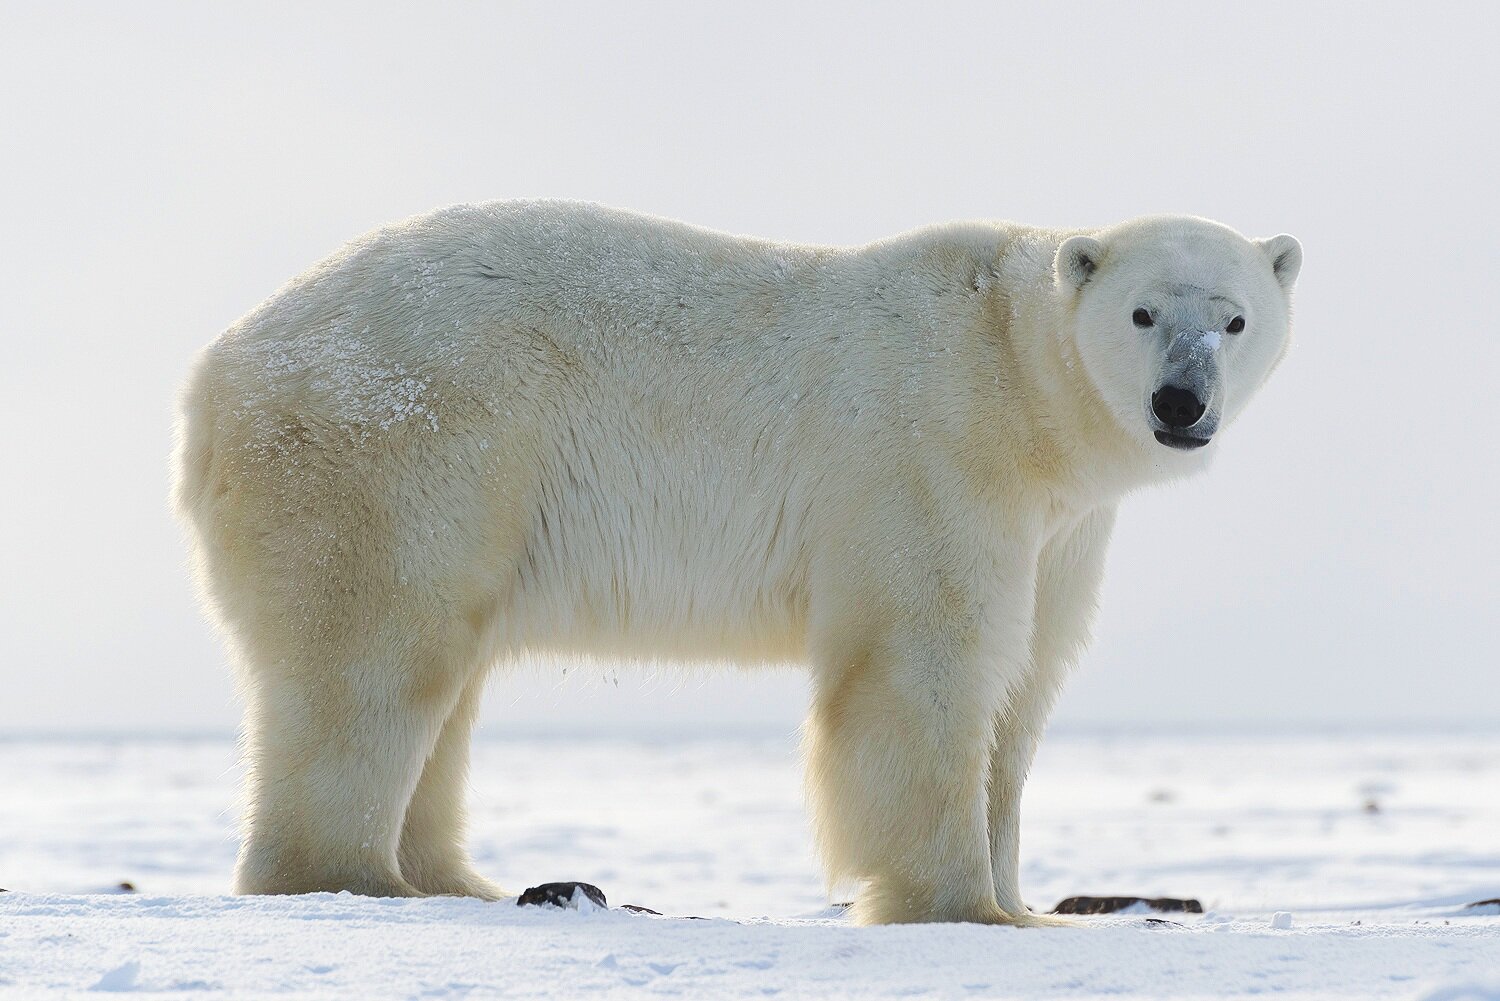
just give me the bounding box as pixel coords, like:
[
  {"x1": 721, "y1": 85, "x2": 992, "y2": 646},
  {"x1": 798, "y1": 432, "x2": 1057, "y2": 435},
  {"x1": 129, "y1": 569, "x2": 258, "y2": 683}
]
[{"x1": 1151, "y1": 386, "x2": 1207, "y2": 429}]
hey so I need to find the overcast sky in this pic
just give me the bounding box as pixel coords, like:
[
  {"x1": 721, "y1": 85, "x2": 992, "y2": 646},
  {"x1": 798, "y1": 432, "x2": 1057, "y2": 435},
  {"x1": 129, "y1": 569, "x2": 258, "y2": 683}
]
[{"x1": 2, "y1": 2, "x2": 1496, "y2": 735}]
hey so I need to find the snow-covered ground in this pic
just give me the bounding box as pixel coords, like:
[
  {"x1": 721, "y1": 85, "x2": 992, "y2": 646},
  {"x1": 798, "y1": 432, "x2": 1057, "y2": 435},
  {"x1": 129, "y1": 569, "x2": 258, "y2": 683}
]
[{"x1": 2, "y1": 729, "x2": 1497, "y2": 999}]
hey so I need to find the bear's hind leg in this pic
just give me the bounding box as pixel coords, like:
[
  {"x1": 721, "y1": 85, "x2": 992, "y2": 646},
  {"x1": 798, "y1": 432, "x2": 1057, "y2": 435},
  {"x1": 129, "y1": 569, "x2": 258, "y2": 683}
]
[
  {"x1": 233, "y1": 615, "x2": 478, "y2": 898},
  {"x1": 398, "y1": 673, "x2": 507, "y2": 899}
]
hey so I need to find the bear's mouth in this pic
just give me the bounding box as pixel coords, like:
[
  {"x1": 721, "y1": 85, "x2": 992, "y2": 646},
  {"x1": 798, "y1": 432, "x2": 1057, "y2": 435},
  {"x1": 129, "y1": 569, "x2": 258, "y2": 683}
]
[{"x1": 1153, "y1": 429, "x2": 1212, "y2": 450}]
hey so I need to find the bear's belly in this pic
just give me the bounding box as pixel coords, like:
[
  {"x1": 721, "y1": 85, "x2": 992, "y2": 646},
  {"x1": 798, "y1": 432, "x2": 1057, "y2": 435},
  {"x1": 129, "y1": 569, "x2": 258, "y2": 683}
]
[{"x1": 498, "y1": 477, "x2": 813, "y2": 668}]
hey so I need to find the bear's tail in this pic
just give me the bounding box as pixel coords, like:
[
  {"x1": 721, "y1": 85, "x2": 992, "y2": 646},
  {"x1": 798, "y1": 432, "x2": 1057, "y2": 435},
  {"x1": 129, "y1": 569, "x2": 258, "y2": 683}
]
[{"x1": 171, "y1": 347, "x2": 222, "y2": 528}]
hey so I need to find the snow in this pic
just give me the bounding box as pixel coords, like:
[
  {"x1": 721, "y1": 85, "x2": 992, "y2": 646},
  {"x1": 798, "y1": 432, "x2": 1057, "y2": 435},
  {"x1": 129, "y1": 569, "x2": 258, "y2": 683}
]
[
  {"x1": 1182, "y1": 327, "x2": 1221, "y2": 358},
  {"x1": 2, "y1": 729, "x2": 1497, "y2": 999},
  {"x1": 89, "y1": 959, "x2": 141, "y2": 992}
]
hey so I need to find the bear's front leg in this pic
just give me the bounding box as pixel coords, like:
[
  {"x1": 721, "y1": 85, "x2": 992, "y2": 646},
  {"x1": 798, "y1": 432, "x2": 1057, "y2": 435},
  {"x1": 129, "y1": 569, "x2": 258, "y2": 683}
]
[
  {"x1": 988, "y1": 508, "x2": 1114, "y2": 922},
  {"x1": 803, "y1": 540, "x2": 1039, "y2": 925}
]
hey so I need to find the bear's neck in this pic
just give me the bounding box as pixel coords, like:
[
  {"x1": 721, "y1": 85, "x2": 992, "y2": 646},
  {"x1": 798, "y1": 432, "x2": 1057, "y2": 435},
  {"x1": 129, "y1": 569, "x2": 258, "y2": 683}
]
[{"x1": 995, "y1": 257, "x2": 1156, "y2": 507}]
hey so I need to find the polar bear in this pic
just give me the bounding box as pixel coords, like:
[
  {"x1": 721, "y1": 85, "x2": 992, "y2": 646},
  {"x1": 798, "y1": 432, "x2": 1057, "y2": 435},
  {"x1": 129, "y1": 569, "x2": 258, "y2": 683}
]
[{"x1": 175, "y1": 202, "x2": 1300, "y2": 925}]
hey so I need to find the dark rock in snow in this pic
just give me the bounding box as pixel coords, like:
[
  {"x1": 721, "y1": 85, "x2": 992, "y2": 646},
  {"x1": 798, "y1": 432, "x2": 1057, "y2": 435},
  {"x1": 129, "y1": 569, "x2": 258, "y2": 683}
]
[
  {"x1": 1052, "y1": 895, "x2": 1203, "y2": 915},
  {"x1": 619, "y1": 903, "x2": 663, "y2": 915},
  {"x1": 516, "y1": 881, "x2": 607, "y2": 910},
  {"x1": 620, "y1": 903, "x2": 712, "y2": 920},
  {"x1": 1465, "y1": 898, "x2": 1500, "y2": 910},
  {"x1": 116, "y1": 882, "x2": 136, "y2": 893}
]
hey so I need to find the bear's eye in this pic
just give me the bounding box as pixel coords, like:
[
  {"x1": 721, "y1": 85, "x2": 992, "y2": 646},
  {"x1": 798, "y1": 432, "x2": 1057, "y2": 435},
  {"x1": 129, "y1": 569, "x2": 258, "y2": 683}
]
[
  {"x1": 1132, "y1": 308, "x2": 1154, "y2": 328},
  {"x1": 1226, "y1": 315, "x2": 1245, "y2": 334}
]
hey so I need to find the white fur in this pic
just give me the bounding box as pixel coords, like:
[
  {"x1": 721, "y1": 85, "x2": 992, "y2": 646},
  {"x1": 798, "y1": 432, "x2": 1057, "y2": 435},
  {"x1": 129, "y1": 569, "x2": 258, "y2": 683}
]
[{"x1": 174, "y1": 201, "x2": 1299, "y2": 923}]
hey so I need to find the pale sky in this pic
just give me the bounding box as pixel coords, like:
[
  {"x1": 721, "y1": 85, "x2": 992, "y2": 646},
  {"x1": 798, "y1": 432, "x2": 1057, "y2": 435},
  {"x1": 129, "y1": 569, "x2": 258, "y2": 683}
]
[{"x1": 2, "y1": 2, "x2": 1496, "y2": 734}]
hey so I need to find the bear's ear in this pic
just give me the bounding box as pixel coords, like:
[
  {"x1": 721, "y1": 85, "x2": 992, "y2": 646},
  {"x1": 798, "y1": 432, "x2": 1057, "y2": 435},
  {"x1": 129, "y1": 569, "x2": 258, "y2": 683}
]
[
  {"x1": 1255, "y1": 234, "x2": 1303, "y2": 292},
  {"x1": 1054, "y1": 235, "x2": 1105, "y2": 294}
]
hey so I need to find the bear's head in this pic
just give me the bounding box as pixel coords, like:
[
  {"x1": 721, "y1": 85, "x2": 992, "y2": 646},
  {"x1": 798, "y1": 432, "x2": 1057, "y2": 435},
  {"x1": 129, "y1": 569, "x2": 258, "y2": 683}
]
[{"x1": 1053, "y1": 216, "x2": 1301, "y2": 458}]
